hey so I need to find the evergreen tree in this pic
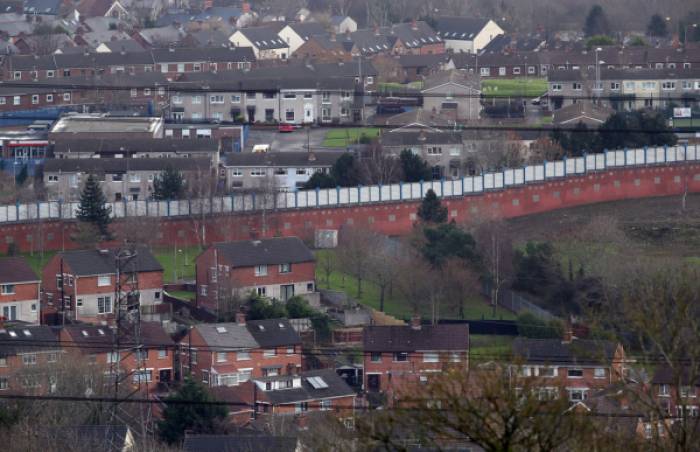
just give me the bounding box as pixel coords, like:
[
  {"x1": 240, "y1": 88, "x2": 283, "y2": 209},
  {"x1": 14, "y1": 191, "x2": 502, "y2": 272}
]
[
  {"x1": 421, "y1": 223, "x2": 480, "y2": 268},
  {"x1": 331, "y1": 153, "x2": 361, "y2": 187},
  {"x1": 647, "y1": 14, "x2": 668, "y2": 37},
  {"x1": 76, "y1": 174, "x2": 112, "y2": 238},
  {"x1": 584, "y1": 5, "x2": 611, "y2": 37},
  {"x1": 153, "y1": 165, "x2": 186, "y2": 200},
  {"x1": 14, "y1": 165, "x2": 28, "y2": 186},
  {"x1": 158, "y1": 378, "x2": 227, "y2": 444},
  {"x1": 399, "y1": 149, "x2": 432, "y2": 182},
  {"x1": 417, "y1": 189, "x2": 447, "y2": 224},
  {"x1": 303, "y1": 172, "x2": 336, "y2": 189}
]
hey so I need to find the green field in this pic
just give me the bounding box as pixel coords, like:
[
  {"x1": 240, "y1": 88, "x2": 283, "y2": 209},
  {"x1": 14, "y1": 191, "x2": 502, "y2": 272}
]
[
  {"x1": 378, "y1": 81, "x2": 424, "y2": 91},
  {"x1": 470, "y1": 334, "x2": 514, "y2": 361},
  {"x1": 153, "y1": 246, "x2": 201, "y2": 283},
  {"x1": 482, "y1": 78, "x2": 548, "y2": 98},
  {"x1": 671, "y1": 118, "x2": 698, "y2": 128},
  {"x1": 166, "y1": 290, "x2": 196, "y2": 301},
  {"x1": 315, "y1": 250, "x2": 515, "y2": 321},
  {"x1": 322, "y1": 128, "x2": 381, "y2": 148},
  {"x1": 20, "y1": 251, "x2": 56, "y2": 276}
]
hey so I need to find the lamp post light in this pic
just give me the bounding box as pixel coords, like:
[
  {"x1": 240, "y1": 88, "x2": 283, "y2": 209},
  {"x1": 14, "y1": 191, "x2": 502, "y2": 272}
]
[{"x1": 595, "y1": 47, "x2": 603, "y2": 104}]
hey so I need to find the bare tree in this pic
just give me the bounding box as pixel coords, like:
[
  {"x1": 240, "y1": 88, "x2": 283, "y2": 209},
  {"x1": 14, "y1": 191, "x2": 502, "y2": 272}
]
[
  {"x1": 470, "y1": 217, "x2": 515, "y2": 316},
  {"x1": 336, "y1": 226, "x2": 375, "y2": 298},
  {"x1": 365, "y1": 236, "x2": 401, "y2": 312},
  {"x1": 358, "y1": 143, "x2": 401, "y2": 186}
]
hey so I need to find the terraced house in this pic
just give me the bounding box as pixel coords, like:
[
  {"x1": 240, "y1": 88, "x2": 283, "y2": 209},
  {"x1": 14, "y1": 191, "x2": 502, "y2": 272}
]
[
  {"x1": 0, "y1": 257, "x2": 41, "y2": 324},
  {"x1": 0, "y1": 325, "x2": 61, "y2": 394}
]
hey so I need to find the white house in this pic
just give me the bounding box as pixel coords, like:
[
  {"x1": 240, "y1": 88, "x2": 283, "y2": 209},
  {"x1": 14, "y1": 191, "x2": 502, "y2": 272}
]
[
  {"x1": 435, "y1": 17, "x2": 504, "y2": 54},
  {"x1": 330, "y1": 15, "x2": 357, "y2": 34},
  {"x1": 278, "y1": 22, "x2": 328, "y2": 55},
  {"x1": 230, "y1": 24, "x2": 289, "y2": 59}
]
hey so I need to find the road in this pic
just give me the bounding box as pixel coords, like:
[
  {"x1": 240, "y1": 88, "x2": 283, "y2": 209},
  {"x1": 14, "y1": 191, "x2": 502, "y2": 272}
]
[{"x1": 246, "y1": 127, "x2": 328, "y2": 152}]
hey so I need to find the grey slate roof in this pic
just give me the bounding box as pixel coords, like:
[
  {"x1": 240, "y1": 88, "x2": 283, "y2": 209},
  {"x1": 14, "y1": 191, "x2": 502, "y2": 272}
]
[
  {"x1": 59, "y1": 247, "x2": 163, "y2": 276},
  {"x1": 552, "y1": 101, "x2": 613, "y2": 126},
  {"x1": 194, "y1": 322, "x2": 258, "y2": 350},
  {"x1": 548, "y1": 67, "x2": 700, "y2": 82},
  {"x1": 246, "y1": 318, "x2": 301, "y2": 348},
  {"x1": 381, "y1": 130, "x2": 463, "y2": 146},
  {"x1": 258, "y1": 368, "x2": 355, "y2": 405},
  {"x1": 224, "y1": 151, "x2": 343, "y2": 168},
  {"x1": 183, "y1": 434, "x2": 297, "y2": 452},
  {"x1": 236, "y1": 24, "x2": 287, "y2": 50},
  {"x1": 53, "y1": 138, "x2": 219, "y2": 155},
  {"x1": 63, "y1": 322, "x2": 172, "y2": 352},
  {"x1": 97, "y1": 39, "x2": 144, "y2": 53},
  {"x1": 0, "y1": 256, "x2": 39, "y2": 283},
  {"x1": 23, "y1": 0, "x2": 61, "y2": 15},
  {"x1": 213, "y1": 236, "x2": 314, "y2": 268},
  {"x1": 651, "y1": 366, "x2": 700, "y2": 386},
  {"x1": 287, "y1": 22, "x2": 327, "y2": 40},
  {"x1": 0, "y1": 325, "x2": 58, "y2": 355},
  {"x1": 43, "y1": 157, "x2": 211, "y2": 173},
  {"x1": 363, "y1": 324, "x2": 470, "y2": 352},
  {"x1": 512, "y1": 337, "x2": 618, "y2": 365},
  {"x1": 435, "y1": 17, "x2": 490, "y2": 41}
]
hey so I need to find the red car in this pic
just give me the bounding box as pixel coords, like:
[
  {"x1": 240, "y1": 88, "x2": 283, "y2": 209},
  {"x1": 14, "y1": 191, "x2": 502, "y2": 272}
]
[{"x1": 278, "y1": 123, "x2": 295, "y2": 133}]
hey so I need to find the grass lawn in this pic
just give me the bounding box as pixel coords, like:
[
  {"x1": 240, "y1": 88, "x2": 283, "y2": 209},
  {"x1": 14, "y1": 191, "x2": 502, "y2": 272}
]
[
  {"x1": 153, "y1": 245, "x2": 202, "y2": 283},
  {"x1": 19, "y1": 251, "x2": 57, "y2": 276},
  {"x1": 482, "y1": 78, "x2": 548, "y2": 98},
  {"x1": 470, "y1": 334, "x2": 514, "y2": 361},
  {"x1": 322, "y1": 128, "x2": 381, "y2": 148},
  {"x1": 378, "y1": 81, "x2": 423, "y2": 91},
  {"x1": 672, "y1": 118, "x2": 698, "y2": 128},
  {"x1": 166, "y1": 290, "x2": 195, "y2": 301},
  {"x1": 315, "y1": 250, "x2": 515, "y2": 321}
]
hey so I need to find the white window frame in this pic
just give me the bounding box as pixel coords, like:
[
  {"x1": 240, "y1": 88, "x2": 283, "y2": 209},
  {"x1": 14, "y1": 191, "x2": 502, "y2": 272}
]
[
  {"x1": 255, "y1": 265, "x2": 268, "y2": 276},
  {"x1": 237, "y1": 350, "x2": 251, "y2": 361},
  {"x1": 97, "y1": 296, "x2": 112, "y2": 314},
  {"x1": 97, "y1": 275, "x2": 111, "y2": 286},
  {"x1": 216, "y1": 352, "x2": 227, "y2": 363},
  {"x1": 1, "y1": 284, "x2": 15, "y2": 295},
  {"x1": 423, "y1": 352, "x2": 439, "y2": 363}
]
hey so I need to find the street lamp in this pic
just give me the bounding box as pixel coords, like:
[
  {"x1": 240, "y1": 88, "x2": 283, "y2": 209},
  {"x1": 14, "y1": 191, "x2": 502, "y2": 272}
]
[
  {"x1": 595, "y1": 47, "x2": 602, "y2": 104},
  {"x1": 686, "y1": 23, "x2": 698, "y2": 47}
]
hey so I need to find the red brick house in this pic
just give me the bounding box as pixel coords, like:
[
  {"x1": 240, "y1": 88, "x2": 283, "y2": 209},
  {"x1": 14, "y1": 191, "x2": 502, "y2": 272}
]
[
  {"x1": 363, "y1": 319, "x2": 470, "y2": 404},
  {"x1": 0, "y1": 257, "x2": 41, "y2": 324},
  {"x1": 59, "y1": 322, "x2": 175, "y2": 391},
  {"x1": 511, "y1": 334, "x2": 627, "y2": 403},
  {"x1": 41, "y1": 248, "x2": 164, "y2": 325},
  {"x1": 195, "y1": 237, "x2": 316, "y2": 313},
  {"x1": 181, "y1": 316, "x2": 302, "y2": 388},
  {"x1": 0, "y1": 324, "x2": 60, "y2": 394},
  {"x1": 213, "y1": 368, "x2": 356, "y2": 423},
  {"x1": 651, "y1": 366, "x2": 700, "y2": 418}
]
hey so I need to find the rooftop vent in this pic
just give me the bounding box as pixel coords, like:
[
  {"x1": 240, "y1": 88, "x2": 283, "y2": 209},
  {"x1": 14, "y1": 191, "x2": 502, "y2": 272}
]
[{"x1": 216, "y1": 326, "x2": 227, "y2": 333}]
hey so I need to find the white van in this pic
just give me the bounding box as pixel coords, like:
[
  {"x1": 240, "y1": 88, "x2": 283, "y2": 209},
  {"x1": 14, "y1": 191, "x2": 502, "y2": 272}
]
[{"x1": 252, "y1": 144, "x2": 270, "y2": 153}]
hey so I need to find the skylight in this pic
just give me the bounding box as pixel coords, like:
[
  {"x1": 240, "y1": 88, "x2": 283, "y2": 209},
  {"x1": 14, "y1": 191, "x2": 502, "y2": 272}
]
[
  {"x1": 8, "y1": 331, "x2": 17, "y2": 337},
  {"x1": 216, "y1": 326, "x2": 227, "y2": 333},
  {"x1": 81, "y1": 330, "x2": 88, "y2": 337},
  {"x1": 22, "y1": 330, "x2": 31, "y2": 337},
  {"x1": 307, "y1": 376, "x2": 329, "y2": 389},
  {"x1": 278, "y1": 323, "x2": 285, "y2": 329},
  {"x1": 258, "y1": 325, "x2": 265, "y2": 331},
  {"x1": 97, "y1": 329, "x2": 105, "y2": 335}
]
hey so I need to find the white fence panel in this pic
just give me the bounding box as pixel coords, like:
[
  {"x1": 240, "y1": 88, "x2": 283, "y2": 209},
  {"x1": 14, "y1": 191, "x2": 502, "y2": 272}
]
[
  {"x1": 317, "y1": 189, "x2": 328, "y2": 206},
  {"x1": 565, "y1": 159, "x2": 576, "y2": 175},
  {"x1": 429, "y1": 181, "x2": 442, "y2": 196},
  {"x1": 358, "y1": 187, "x2": 369, "y2": 202},
  {"x1": 452, "y1": 179, "x2": 463, "y2": 195},
  {"x1": 400, "y1": 183, "x2": 412, "y2": 199},
  {"x1": 534, "y1": 165, "x2": 545, "y2": 180},
  {"x1": 6, "y1": 205, "x2": 16, "y2": 222},
  {"x1": 504, "y1": 169, "x2": 515, "y2": 185},
  {"x1": 514, "y1": 168, "x2": 525, "y2": 184},
  {"x1": 688, "y1": 145, "x2": 698, "y2": 161},
  {"x1": 113, "y1": 202, "x2": 125, "y2": 218},
  {"x1": 283, "y1": 192, "x2": 295, "y2": 208},
  {"x1": 39, "y1": 202, "x2": 50, "y2": 219},
  {"x1": 389, "y1": 184, "x2": 401, "y2": 200},
  {"x1": 595, "y1": 154, "x2": 606, "y2": 169},
  {"x1": 473, "y1": 176, "x2": 484, "y2": 192},
  {"x1": 0, "y1": 206, "x2": 7, "y2": 222},
  {"x1": 49, "y1": 202, "x2": 59, "y2": 219},
  {"x1": 369, "y1": 186, "x2": 380, "y2": 202},
  {"x1": 645, "y1": 147, "x2": 656, "y2": 164},
  {"x1": 337, "y1": 187, "x2": 349, "y2": 204},
  {"x1": 634, "y1": 149, "x2": 645, "y2": 165},
  {"x1": 494, "y1": 173, "x2": 504, "y2": 188},
  {"x1": 348, "y1": 187, "x2": 359, "y2": 203},
  {"x1": 484, "y1": 173, "x2": 495, "y2": 190},
  {"x1": 17, "y1": 204, "x2": 28, "y2": 221},
  {"x1": 667, "y1": 146, "x2": 678, "y2": 162},
  {"x1": 574, "y1": 157, "x2": 585, "y2": 173},
  {"x1": 463, "y1": 177, "x2": 474, "y2": 193},
  {"x1": 296, "y1": 191, "x2": 308, "y2": 208},
  {"x1": 655, "y1": 147, "x2": 666, "y2": 164},
  {"x1": 410, "y1": 182, "x2": 422, "y2": 198},
  {"x1": 525, "y1": 165, "x2": 535, "y2": 182},
  {"x1": 380, "y1": 185, "x2": 392, "y2": 201},
  {"x1": 585, "y1": 154, "x2": 595, "y2": 170},
  {"x1": 307, "y1": 190, "x2": 317, "y2": 207},
  {"x1": 327, "y1": 188, "x2": 338, "y2": 206},
  {"x1": 545, "y1": 162, "x2": 555, "y2": 178},
  {"x1": 554, "y1": 161, "x2": 565, "y2": 177}
]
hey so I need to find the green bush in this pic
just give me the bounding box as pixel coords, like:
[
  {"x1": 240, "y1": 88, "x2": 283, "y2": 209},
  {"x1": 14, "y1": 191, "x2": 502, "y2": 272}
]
[{"x1": 516, "y1": 312, "x2": 563, "y2": 339}]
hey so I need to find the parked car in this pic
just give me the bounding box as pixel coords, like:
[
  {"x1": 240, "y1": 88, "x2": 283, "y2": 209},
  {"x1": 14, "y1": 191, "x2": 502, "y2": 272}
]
[{"x1": 278, "y1": 123, "x2": 295, "y2": 133}]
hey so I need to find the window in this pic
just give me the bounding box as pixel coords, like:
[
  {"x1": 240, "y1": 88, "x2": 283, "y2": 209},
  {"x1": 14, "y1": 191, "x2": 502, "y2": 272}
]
[
  {"x1": 593, "y1": 82, "x2": 603, "y2": 91},
  {"x1": 97, "y1": 275, "x2": 110, "y2": 286},
  {"x1": 212, "y1": 112, "x2": 223, "y2": 121},
  {"x1": 642, "y1": 81, "x2": 657, "y2": 90},
  {"x1": 216, "y1": 352, "x2": 227, "y2": 363},
  {"x1": 250, "y1": 168, "x2": 266, "y2": 177},
  {"x1": 192, "y1": 96, "x2": 202, "y2": 104},
  {"x1": 678, "y1": 406, "x2": 700, "y2": 417},
  {"x1": 427, "y1": 146, "x2": 442, "y2": 155},
  {"x1": 31, "y1": 94, "x2": 39, "y2": 104},
  {"x1": 303, "y1": 92, "x2": 313, "y2": 99},
  {"x1": 286, "y1": 346, "x2": 295, "y2": 355},
  {"x1": 341, "y1": 107, "x2": 349, "y2": 117},
  {"x1": 321, "y1": 107, "x2": 331, "y2": 121},
  {"x1": 568, "y1": 389, "x2": 587, "y2": 401},
  {"x1": 172, "y1": 95, "x2": 182, "y2": 104},
  {"x1": 572, "y1": 83, "x2": 582, "y2": 91},
  {"x1": 13, "y1": 71, "x2": 20, "y2": 80},
  {"x1": 594, "y1": 368, "x2": 606, "y2": 379},
  {"x1": 107, "y1": 351, "x2": 119, "y2": 363},
  {"x1": 322, "y1": 92, "x2": 331, "y2": 103},
  {"x1": 610, "y1": 82, "x2": 620, "y2": 91},
  {"x1": 158, "y1": 349, "x2": 167, "y2": 359},
  {"x1": 237, "y1": 350, "x2": 251, "y2": 360},
  {"x1": 551, "y1": 83, "x2": 562, "y2": 91},
  {"x1": 279, "y1": 263, "x2": 291, "y2": 273},
  {"x1": 659, "y1": 384, "x2": 670, "y2": 396},
  {"x1": 13, "y1": 96, "x2": 20, "y2": 105},
  {"x1": 30, "y1": 304, "x2": 36, "y2": 312},
  {"x1": 263, "y1": 92, "x2": 275, "y2": 99},
  {"x1": 256, "y1": 287, "x2": 266, "y2": 296},
  {"x1": 513, "y1": 67, "x2": 521, "y2": 75},
  {"x1": 1, "y1": 284, "x2": 15, "y2": 295},
  {"x1": 295, "y1": 402, "x2": 309, "y2": 413},
  {"x1": 662, "y1": 81, "x2": 676, "y2": 90},
  {"x1": 0, "y1": 97, "x2": 4, "y2": 105},
  {"x1": 285, "y1": 109, "x2": 295, "y2": 122},
  {"x1": 97, "y1": 296, "x2": 112, "y2": 314},
  {"x1": 371, "y1": 352, "x2": 382, "y2": 362},
  {"x1": 130, "y1": 88, "x2": 137, "y2": 97},
  {"x1": 231, "y1": 94, "x2": 241, "y2": 103},
  {"x1": 423, "y1": 352, "x2": 439, "y2": 363},
  {"x1": 681, "y1": 386, "x2": 696, "y2": 398},
  {"x1": 539, "y1": 367, "x2": 556, "y2": 377},
  {"x1": 22, "y1": 354, "x2": 37, "y2": 365},
  {"x1": 144, "y1": 88, "x2": 151, "y2": 96},
  {"x1": 129, "y1": 174, "x2": 141, "y2": 183},
  {"x1": 255, "y1": 265, "x2": 268, "y2": 276},
  {"x1": 0, "y1": 377, "x2": 7, "y2": 390},
  {"x1": 200, "y1": 285, "x2": 207, "y2": 296},
  {"x1": 393, "y1": 352, "x2": 408, "y2": 362},
  {"x1": 624, "y1": 81, "x2": 636, "y2": 90},
  {"x1": 449, "y1": 352, "x2": 461, "y2": 362},
  {"x1": 567, "y1": 368, "x2": 583, "y2": 378},
  {"x1": 210, "y1": 95, "x2": 224, "y2": 104},
  {"x1": 47, "y1": 352, "x2": 57, "y2": 363},
  {"x1": 132, "y1": 369, "x2": 152, "y2": 383},
  {"x1": 63, "y1": 93, "x2": 70, "y2": 102},
  {"x1": 231, "y1": 168, "x2": 243, "y2": 177},
  {"x1": 46, "y1": 94, "x2": 53, "y2": 102},
  {"x1": 528, "y1": 66, "x2": 536, "y2": 75},
  {"x1": 480, "y1": 67, "x2": 490, "y2": 76},
  {"x1": 264, "y1": 349, "x2": 276, "y2": 357},
  {"x1": 0, "y1": 354, "x2": 6, "y2": 367}
]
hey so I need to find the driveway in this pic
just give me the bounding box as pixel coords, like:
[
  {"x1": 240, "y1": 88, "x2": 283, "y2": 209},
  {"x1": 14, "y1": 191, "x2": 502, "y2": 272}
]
[{"x1": 246, "y1": 127, "x2": 327, "y2": 152}]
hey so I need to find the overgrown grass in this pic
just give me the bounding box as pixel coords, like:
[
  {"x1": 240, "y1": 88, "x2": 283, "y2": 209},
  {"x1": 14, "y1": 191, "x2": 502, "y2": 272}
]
[
  {"x1": 166, "y1": 290, "x2": 196, "y2": 301},
  {"x1": 20, "y1": 251, "x2": 57, "y2": 276},
  {"x1": 482, "y1": 78, "x2": 548, "y2": 98},
  {"x1": 470, "y1": 334, "x2": 515, "y2": 361},
  {"x1": 315, "y1": 250, "x2": 515, "y2": 321},
  {"x1": 153, "y1": 246, "x2": 201, "y2": 283},
  {"x1": 322, "y1": 128, "x2": 381, "y2": 148}
]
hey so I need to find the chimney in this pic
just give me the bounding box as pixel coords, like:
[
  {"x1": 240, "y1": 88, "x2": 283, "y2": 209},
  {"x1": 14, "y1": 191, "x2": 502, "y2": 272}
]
[
  {"x1": 410, "y1": 315, "x2": 421, "y2": 330},
  {"x1": 235, "y1": 312, "x2": 246, "y2": 325},
  {"x1": 562, "y1": 320, "x2": 575, "y2": 344},
  {"x1": 374, "y1": 25, "x2": 380, "y2": 36},
  {"x1": 411, "y1": 19, "x2": 418, "y2": 31},
  {"x1": 330, "y1": 32, "x2": 336, "y2": 42},
  {"x1": 242, "y1": 2, "x2": 250, "y2": 13}
]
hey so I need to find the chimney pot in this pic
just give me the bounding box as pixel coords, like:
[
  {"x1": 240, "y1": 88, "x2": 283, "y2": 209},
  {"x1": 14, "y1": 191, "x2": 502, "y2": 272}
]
[
  {"x1": 236, "y1": 312, "x2": 246, "y2": 325},
  {"x1": 411, "y1": 315, "x2": 421, "y2": 330}
]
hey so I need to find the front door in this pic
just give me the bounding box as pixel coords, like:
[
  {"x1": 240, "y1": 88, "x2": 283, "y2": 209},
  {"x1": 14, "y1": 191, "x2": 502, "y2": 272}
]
[
  {"x1": 2, "y1": 305, "x2": 16, "y2": 320},
  {"x1": 304, "y1": 104, "x2": 314, "y2": 123},
  {"x1": 281, "y1": 284, "x2": 294, "y2": 301},
  {"x1": 159, "y1": 368, "x2": 172, "y2": 384},
  {"x1": 367, "y1": 374, "x2": 381, "y2": 392}
]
